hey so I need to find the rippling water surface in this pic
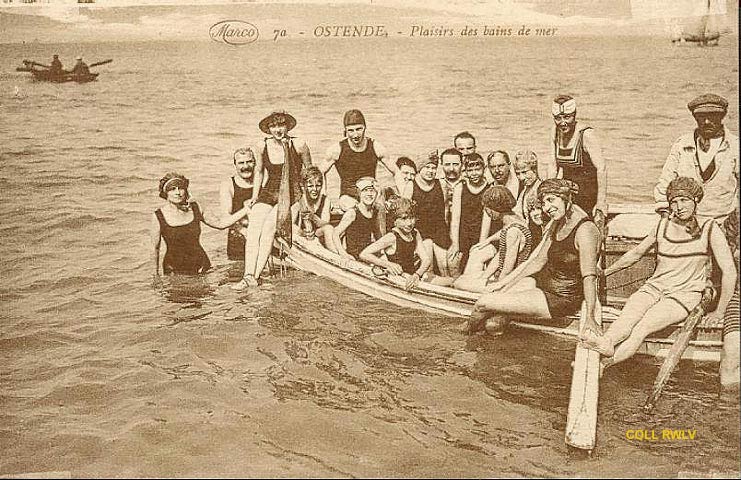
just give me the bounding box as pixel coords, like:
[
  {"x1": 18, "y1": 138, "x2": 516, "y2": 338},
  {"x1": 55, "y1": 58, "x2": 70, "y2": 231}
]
[{"x1": 0, "y1": 36, "x2": 739, "y2": 477}]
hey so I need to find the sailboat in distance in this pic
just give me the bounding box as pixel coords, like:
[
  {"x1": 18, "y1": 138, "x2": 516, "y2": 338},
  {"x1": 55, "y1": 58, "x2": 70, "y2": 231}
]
[{"x1": 670, "y1": 0, "x2": 727, "y2": 46}]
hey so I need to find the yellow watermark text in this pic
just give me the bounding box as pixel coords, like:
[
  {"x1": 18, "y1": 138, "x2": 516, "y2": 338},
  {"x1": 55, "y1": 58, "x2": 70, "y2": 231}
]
[{"x1": 625, "y1": 429, "x2": 697, "y2": 441}]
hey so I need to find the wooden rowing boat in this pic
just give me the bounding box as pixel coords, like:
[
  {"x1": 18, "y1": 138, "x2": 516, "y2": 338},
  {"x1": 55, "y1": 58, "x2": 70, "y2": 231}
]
[{"x1": 279, "y1": 204, "x2": 722, "y2": 362}]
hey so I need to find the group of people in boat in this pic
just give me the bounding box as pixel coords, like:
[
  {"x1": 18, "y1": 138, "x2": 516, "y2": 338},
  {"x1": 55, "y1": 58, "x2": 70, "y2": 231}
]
[
  {"x1": 150, "y1": 94, "x2": 739, "y2": 391},
  {"x1": 48, "y1": 54, "x2": 90, "y2": 75}
]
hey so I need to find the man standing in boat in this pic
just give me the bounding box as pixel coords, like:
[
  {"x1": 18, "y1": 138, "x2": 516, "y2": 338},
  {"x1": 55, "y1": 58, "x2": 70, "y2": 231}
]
[
  {"x1": 654, "y1": 94, "x2": 739, "y2": 225},
  {"x1": 542, "y1": 95, "x2": 608, "y2": 223},
  {"x1": 320, "y1": 109, "x2": 399, "y2": 212},
  {"x1": 50, "y1": 54, "x2": 63, "y2": 74},
  {"x1": 219, "y1": 147, "x2": 255, "y2": 261}
]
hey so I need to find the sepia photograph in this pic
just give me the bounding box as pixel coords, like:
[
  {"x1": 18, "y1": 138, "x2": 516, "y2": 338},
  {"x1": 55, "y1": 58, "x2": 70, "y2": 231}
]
[{"x1": 0, "y1": 0, "x2": 739, "y2": 477}]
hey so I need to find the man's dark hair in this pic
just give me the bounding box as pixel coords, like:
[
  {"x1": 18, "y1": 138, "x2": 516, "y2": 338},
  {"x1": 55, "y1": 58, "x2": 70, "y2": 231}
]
[
  {"x1": 440, "y1": 148, "x2": 463, "y2": 160},
  {"x1": 454, "y1": 131, "x2": 476, "y2": 147},
  {"x1": 396, "y1": 156, "x2": 417, "y2": 172}
]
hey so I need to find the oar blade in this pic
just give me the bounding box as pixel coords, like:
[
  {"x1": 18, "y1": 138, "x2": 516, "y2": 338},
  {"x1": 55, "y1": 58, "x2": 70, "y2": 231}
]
[{"x1": 565, "y1": 295, "x2": 603, "y2": 451}]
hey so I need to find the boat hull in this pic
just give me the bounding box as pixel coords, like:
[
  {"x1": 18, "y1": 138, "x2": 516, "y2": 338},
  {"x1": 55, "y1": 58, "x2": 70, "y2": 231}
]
[
  {"x1": 282, "y1": 229, "x2": 722, "y2": 363},
  {"x1": 30, "y1": 69, "x2": 98, "y2": 83}
]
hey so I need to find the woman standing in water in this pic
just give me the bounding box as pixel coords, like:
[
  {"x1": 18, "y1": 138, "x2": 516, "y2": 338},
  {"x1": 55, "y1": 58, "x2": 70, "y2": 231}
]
[
  {"x1": 151, "y1": 172, "x2": 252, "y2": 275},
  {"x1": 234, "y1": 111, "x2": 312, "y2": 289},
  {"x1": 467, "y1": 178, "x2": 601, "y2": 335}
]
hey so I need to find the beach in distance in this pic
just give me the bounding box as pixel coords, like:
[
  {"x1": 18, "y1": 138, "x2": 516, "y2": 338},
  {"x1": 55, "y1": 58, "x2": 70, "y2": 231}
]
[{"x1": 0, "y1": 4, "x2": 739, "y2": 476}]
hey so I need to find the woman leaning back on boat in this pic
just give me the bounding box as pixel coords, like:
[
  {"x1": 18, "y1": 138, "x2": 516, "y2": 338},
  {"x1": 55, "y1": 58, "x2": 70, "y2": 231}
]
[
  {"x1": 467, "y1": 178, "x2": 602, "y2": 336},
  {"x1": 581, "y1": 177, "x2": 737, "y2": 372}
]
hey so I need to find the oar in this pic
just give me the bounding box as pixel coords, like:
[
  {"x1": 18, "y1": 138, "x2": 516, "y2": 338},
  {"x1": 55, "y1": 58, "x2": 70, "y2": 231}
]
[
  {"x1": 643, "y1": 286, "x2": 715, "y2": 413},
  {"x1": 29, "y1": 61, "x2": 51, "y2": 69},
  {"x1": 89, "y1": 59, "x2": 113, "y2": 68}
]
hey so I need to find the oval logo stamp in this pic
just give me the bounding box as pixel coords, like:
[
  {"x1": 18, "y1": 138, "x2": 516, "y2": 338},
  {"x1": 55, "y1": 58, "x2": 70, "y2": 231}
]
[{"x1": 209, "y1": 20, "x2": 259, "y2": 46}]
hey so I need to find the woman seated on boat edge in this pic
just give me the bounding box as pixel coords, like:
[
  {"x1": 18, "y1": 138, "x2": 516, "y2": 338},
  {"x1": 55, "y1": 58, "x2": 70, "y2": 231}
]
[
  {"x1": 449, "y1": 185, "x2": 533, "y2": 293},
  {"x1": 580, "y1": 177, "x2": 737, "y2": 372},
  {"x1": 359, "y1": 196, "x2": 432, "y2": 291},
  {"x1": 332, "y1": 177, "x2": 384, "y2": 261},
  {"x1": 234, "y1": 110, "x2": 312, "y2": 290},
  {"x1": 292, "y1": 166, "x2": 338, "y2": 253},
  {"x1": 467, "y1": 179, "x2": 601, "y2": 336},
  {"x1": 151, "y1": 172, "x2": 252, "y2": 277}
]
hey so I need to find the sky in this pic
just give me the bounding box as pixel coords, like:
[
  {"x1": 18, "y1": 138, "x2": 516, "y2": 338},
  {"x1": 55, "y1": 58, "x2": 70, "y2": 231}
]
[{"x1": 0, "y1": 0, "x2": 736, "y2": 43}]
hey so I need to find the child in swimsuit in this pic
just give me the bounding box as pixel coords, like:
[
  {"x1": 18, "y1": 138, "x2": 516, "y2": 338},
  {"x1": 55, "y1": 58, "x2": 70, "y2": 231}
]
[{"x1": 360, "y1": 196, "x2": 432, "y2": 291}]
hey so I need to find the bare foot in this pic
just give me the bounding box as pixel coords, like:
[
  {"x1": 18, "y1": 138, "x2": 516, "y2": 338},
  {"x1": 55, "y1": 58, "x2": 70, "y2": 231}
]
[
  {"x1": 580, "y1": 330, "x2": 614, "y2": 357},
  {"x1": 467, "y1": 311, "x2": 488, "y2": 335}
]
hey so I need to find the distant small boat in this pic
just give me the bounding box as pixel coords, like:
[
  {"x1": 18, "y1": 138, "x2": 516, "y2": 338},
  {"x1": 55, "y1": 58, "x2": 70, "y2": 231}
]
[
  {"x1": 671, "y1": 0, "x2": 725, "y2": 46},
  {"x1": 15, "y1": 58, "x2": 112, "y2": 84}
]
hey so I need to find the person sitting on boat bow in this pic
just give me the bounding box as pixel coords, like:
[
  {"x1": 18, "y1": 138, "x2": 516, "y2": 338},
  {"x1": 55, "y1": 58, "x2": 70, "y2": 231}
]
[
  {"x1": 360, "y1": 196, "x2": 431, "y2": 291},
  {"x1": 151, "y1": 172, "x2": 252, "y2": 277},
  {"x1": 452, "y1": 185, "x2": 533, "y2": 293},
  {"x1": 467, "y1": 179, "x2": 601, "y2": 336},
  {"x1": 292, "y1": 166, "x2": 338, "y2": 253},
  {"x1": 581, "y1": 177, "x2": 737, "y2": 371},
  {"x1": 234, "y1": 111, "x2": 312, "y2": 289}
]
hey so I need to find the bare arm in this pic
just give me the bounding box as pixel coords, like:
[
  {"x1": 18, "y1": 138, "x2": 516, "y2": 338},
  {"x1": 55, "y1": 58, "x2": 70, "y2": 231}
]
[
  {"x1": 583, "y1": 129, "x2": 608, "y2": 216},
  {"x1": 574, "y1": 222, "x2": 601, "y2": 332},
  {"x1": 414, "y1": 230, "x2": 432, "y2": 276},
  {"x1": 541, "y1": 128, "x2": 559, "y2": 180},
  {"x1": 251, "y1": 145, "x2": 264, "y2": 205},
  {"x1": 479, "y1": 210, "x2": 492, "y2": 244},
  {"x1": 333, "y1": 209, "x2": 357, "y2": 259},
  {"x1": 201, "y1": 203, "x2": 251, "y2": 230},
  {"x1": 494, "y1": 220, "x2": 555, "y2": 289},
  {"x1": 373, "y1": 141, "x2": 399, "y2": 176},
  {"x1": 150, "y1": 213, "x2": 162, "y2": 275},
  {"x1": 319, "y1": 143, "x2": 340, "y2": 175},
  {"x1": 604, "y1": 234, "x2": 656, "y2": 277},
  {"x1": 359, "y1": 232, "x2": 397, "y2": 270}
]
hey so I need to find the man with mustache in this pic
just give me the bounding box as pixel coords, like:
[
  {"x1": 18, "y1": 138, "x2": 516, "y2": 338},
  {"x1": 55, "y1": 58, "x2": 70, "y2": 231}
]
[
  {"x1": 219, "y1": 147, "x2": 256, "y2": 260},
  {"x1": 542, "y1": 95, "x2": 608, "y2": 222},
  {"x1": 654, "y1": 93, "x2": 739, "y2": 224}
]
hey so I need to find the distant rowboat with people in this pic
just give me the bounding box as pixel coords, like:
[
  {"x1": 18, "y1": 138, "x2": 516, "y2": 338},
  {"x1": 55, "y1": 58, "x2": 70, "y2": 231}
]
[{"x1": 15, "y1": 58, "x2": 112, "y2": 83}]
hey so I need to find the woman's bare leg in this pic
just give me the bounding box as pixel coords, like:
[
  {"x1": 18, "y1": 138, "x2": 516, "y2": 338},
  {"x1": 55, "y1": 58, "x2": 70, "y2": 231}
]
[{"x1": 253, "y1": 205, "x2": 278, "y2": 281}]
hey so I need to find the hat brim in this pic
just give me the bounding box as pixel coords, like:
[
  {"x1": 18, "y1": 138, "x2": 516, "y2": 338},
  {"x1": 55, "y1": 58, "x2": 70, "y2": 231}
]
[
  {"x1": 691, "y1": 105, "x2": 727, "y2": 114},
  {"x1": 259, "y1": 112, "x2": 297, "y2": 134}
]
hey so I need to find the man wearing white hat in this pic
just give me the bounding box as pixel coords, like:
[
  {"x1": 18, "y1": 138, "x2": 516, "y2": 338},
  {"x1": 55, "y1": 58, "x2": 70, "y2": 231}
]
[
  {"x1": 70, "y1": 56, "x2": 90, "y2": 75},
  {"x1": 542, "y1": 95, "x2": 608, "y2": 222}
]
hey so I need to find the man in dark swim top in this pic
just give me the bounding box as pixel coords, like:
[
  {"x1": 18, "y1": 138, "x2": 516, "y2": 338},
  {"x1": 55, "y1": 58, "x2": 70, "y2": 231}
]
[{"x1": 219, "y1": 148, "x2": 256, "y2": 261}]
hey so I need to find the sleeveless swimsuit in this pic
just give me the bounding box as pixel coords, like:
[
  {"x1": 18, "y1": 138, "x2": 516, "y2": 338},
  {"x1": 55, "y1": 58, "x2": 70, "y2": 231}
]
[
  {"x1": 412, "y1": 180, "x2": 451, "y2": 248},
  {"x1": 155, "y1": 202, "x2": 211, "y2": 274},
  {"x1": 227, "y1": 177, "x2": 253, "y2": 260},
  {"x1": 535, "y1": 218, "x2": 592, "y2": 318},
  {"x1": 345, "y1": 206, "x2": 381, "y2": 259},
  {"x1": 387, "y1": 229, "x2": 418, "y2": 275},
  {"x1": 554, "y1": 126, "x2": 598, "y2": 215},
  {"x1": 257, "y1": 138, "x2": 304, "y2": 207},
  {"x1": 336, "y1": 138, "x2": 379, "y2": 199},
  {"x1": 459, "y1": 182, "x2": 486, "y2": 271}
]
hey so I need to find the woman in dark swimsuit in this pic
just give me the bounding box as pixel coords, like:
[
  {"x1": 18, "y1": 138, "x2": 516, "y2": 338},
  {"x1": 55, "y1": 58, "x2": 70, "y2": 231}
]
[
  {"x1": 151, "y1": 172, "x2": 252, "y2": 276},
  {"x1": 235, "y1": 111, "x2": 312, "y2": 289},
  {"x1": 468, "y1": 179, "x2": 601, "y2": 335}
]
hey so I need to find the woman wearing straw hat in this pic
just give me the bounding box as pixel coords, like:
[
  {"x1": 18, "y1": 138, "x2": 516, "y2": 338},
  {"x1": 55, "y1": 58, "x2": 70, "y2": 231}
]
[{"x1": 233, "y1": 111, "x2": 312, "y2": 289}]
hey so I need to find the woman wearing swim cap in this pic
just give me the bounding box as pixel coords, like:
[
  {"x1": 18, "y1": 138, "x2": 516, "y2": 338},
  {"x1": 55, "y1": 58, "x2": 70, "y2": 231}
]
[
  {"x1": 151, "y1": 172, "x2": 252, "y2": 276},
  {"x1": 581, "y1": 177, "x2": 736, "y2": 373},
  {"x1": 453, "y1": 185, "x2": 533, "y2": 293},
  {"x1": 468, "y1": 178, "x2": 601, "y2": 336}
]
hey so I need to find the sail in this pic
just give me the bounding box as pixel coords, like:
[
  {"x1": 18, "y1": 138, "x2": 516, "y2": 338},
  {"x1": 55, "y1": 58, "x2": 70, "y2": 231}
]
[{"x1": 671, "y1": 0, "x2": 726, "y2": 44}]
